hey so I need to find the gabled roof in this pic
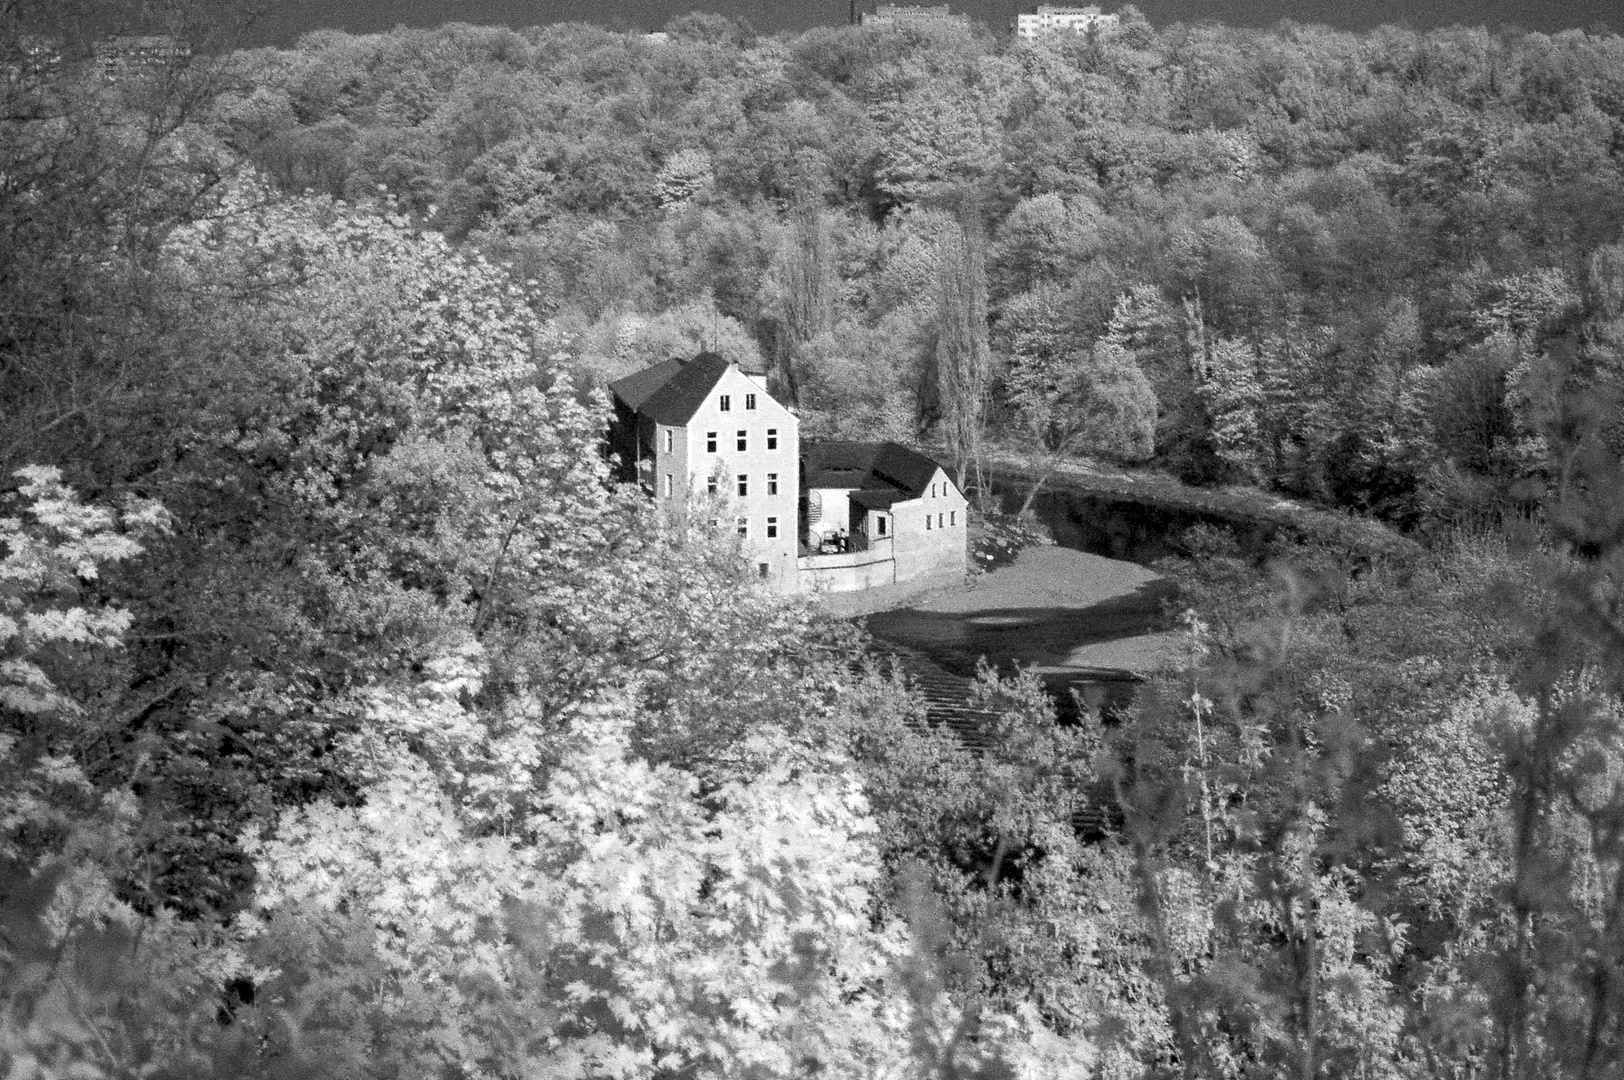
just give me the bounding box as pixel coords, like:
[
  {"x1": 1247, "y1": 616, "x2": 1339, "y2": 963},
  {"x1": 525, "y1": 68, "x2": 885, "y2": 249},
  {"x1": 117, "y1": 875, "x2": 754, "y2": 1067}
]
[
  {"x1": 610, "y1": 357, "x2": 686, "y2": 412},
  {"x1": 803, "y1": 441, "x2": 950, "y2": 502},
  {"x1": 609, "y1": 352, "x2": 733, "y2": 425},
  {"x1": 851, "y1": 488, "x2": 909, "y2": 510}
]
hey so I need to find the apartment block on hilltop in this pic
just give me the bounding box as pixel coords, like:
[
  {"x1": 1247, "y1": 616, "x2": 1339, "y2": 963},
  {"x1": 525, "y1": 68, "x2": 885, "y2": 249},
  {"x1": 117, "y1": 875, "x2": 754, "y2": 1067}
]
[
  {"x1": 1013, "y1": 5, "x2": 1120, "y2": 38},
  {"x1": 609, "y1": 353, "x2": 967, "y2": 594},
  {"x1": 94, "y1": 34, "x2": 191, "y2": 81},
  {"x1": 861, "y1": 4, "x2": 970, "y2": 28},
  {"x1": 8, "y1": 35, "x2": 63, "y2": 79}
]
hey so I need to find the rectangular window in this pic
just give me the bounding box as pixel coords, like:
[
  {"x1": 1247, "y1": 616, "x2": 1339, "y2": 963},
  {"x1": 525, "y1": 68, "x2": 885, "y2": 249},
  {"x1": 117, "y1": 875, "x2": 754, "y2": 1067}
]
[
  {"x1": 746, "y1": 393, "x2": 757, "y2": 410},
  {"x1": 662, "y1": 474, "x2": 672, "y2": 497},
  {"x1": 767, "y1": 428, "x2": 778, "y2": 450},
  {"x1": 706, "y1": 431, "x2": 717, "y2": 453},
  {"x1": 737, "y1": 430, "x2": 747, "y2": 452},
  {"x1": 737, "y1": 474, "x2": 748, "y2": 497},
  {"x1": 938, "y1": 513, "x2": 944, "y2": 528},
  {"x1": 719, "y1": 394, "x2": 731, "y2": 412},
  {"x1": 736, "y1": 516, "x2": 749, "y2": 538},
  {"x1": 930, "y1": 483, "x2": 936, "y2": 498},
  {"x1": 766, "y1": 516, "x2": 778, "y2": 538},
  {"x1": 950, "y1": 510, "x2": 956, "y2": 526},
  {"x1": 758, "y1": 561, "x2": 770, "y2": 579},
  {"x1": 877, "y1": 516, "x2": 887, "y2": 537},
  {"x1": 926, "y1": 515, "x2": 932, "y2": 531},
  {"x1": 766, "y1": 472, "x2": 778, "y2": 496},
  {"x1": 663, "y1": 429, "x2": 673, "y2": 453},
  {"x1": 707, "y1": 476, "x2": 718, "y2": 495}
]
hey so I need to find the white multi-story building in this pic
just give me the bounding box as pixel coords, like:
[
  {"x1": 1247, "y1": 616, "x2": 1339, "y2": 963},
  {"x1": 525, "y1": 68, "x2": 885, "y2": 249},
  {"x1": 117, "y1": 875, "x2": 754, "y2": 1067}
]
[
  {"x1": 1013, "y1": 5, "x2": 1120, "y2": 38},
  {"x1": 94, "y1": 34, "x2": 191, "y2": 81},
  {"x1": 610, "y1": 352, "x2": 802, "y2": 589},
  {"x1": 861, "y1": 4, "x2": 969, "y2": 28}
]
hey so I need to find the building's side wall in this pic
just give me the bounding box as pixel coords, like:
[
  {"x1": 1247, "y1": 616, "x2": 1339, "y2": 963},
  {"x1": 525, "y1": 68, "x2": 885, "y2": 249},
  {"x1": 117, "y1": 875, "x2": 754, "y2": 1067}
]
[
  {"x1": 652, "y1": 419, "x2": 690, "y2": 502},
  {"x1": 806, "y1": 487, "x2": 858, "y2": 537},
  {"x1": 890, "y1": 468, "x2": 968, "y2": 583},
  {"x1": 855, "y1": 506, "x2": 893, "y2": 543}
]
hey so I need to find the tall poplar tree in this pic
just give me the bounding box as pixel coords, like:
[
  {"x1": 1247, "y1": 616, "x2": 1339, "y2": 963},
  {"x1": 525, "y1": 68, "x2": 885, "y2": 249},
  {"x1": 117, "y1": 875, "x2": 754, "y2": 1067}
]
[
  {"x1": 935, "y1": 202, "x2": 989, "y2": 496},
  {"x1": 768, "y1": 200, "x2": 835, "y2": 408}
]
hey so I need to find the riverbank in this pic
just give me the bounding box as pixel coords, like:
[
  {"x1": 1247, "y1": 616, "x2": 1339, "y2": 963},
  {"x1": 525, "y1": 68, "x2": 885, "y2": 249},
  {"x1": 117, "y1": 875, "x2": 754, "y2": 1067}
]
[
  {"x1": 820, "y1": 544, "x2": 1186, "y2": 678},
  {"x1": 983, "y1": 446, "x2": 1424, "y2": 566}
]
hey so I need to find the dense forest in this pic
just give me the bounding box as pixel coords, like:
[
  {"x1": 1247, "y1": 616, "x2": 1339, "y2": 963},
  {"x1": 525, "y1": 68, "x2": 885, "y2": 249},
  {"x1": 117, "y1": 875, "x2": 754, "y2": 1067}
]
[{"x1": 4, "y1": 2, "x2": 1624, "y2": 1077}]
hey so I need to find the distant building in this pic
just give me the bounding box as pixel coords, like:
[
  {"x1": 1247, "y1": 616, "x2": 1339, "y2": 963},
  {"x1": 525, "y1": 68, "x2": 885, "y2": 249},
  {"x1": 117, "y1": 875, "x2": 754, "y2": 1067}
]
[
  {"x1": 609, "y1": 352, "x2": 967, "y2": 594},
  {"x1": 1013, "y1": 5, "x2": 1120, "y2": 38},
  {"x1": 8, "y1": 35, "x2": 63, "y2": 80},
  {"x1": 861, "y1": 4, "x2": 970, "y2": 28},
  {"x1": 94, "y1": 34, "x2": 191, "y2": 82}
]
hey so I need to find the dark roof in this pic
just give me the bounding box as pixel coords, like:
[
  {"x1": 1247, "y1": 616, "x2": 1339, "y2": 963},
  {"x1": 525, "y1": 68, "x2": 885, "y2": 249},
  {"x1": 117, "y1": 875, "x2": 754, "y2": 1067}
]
[
  {"x1": 608, "y1": 352, "x2": 732, "y2": 425},
  {"x1": 803, "y1": 441, "x2": 949, "y2": 500},
  {"x1": 851, "y1": 488, "x2": 908, "y2": 510},
  {"x1": 609, "y1": 357, "x2": 686, "y2": 412}
]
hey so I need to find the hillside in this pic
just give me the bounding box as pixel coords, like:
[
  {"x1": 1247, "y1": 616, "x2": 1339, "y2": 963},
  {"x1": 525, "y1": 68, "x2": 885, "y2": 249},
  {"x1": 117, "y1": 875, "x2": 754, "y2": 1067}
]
[{"x1": 5, "y1": 6, "x2": 1624, "y2": 1077}]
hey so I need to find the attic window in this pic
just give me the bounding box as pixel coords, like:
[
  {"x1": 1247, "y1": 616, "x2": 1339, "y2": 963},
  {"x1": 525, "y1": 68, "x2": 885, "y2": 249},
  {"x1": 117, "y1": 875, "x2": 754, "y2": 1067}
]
[
  {"x1": 746, "y1": 393, "x2": 757, "y2": 410},
  {"x1": 719, "y1": 394, "x2": 732, "y2": 412}
]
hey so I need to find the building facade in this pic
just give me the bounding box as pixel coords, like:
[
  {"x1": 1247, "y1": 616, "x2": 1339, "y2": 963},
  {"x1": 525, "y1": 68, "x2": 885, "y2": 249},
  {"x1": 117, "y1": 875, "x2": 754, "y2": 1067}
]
[
  {"x1": 610, "y1": 352, "x2": 801, "y2": 588},
  {"x1": 94, "y1": 34, "x2": 191, "y2": 81},
  {"x1": 861, "y1": 4, "x2": 970, "y2": 28},
  {"x1": 801, "y1": 442, "x2": 968, "y2": 594},
  {"x1": 610, "y1": 354, "x2": 967, "y2": 594},
  {"x1": 1013, "y1": 5, "x2": 1120, "y2": 38}
]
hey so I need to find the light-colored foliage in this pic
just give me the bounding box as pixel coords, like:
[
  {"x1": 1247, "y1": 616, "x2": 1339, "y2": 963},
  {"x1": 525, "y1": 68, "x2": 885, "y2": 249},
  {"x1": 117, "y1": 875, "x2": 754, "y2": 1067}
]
[{"x1": 241, "y1": 683, "x2": 1060, "y2": 1078}]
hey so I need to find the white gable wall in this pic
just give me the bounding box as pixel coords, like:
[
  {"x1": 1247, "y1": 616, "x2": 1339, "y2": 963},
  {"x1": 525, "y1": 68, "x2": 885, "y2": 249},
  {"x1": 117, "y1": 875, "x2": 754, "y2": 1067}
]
[
  {"x1": 676, "y1": 366, "x2": 800, "y2": 587},
  {"x1": 889, "y1": 467, "x2": 968, "y2": 584}
]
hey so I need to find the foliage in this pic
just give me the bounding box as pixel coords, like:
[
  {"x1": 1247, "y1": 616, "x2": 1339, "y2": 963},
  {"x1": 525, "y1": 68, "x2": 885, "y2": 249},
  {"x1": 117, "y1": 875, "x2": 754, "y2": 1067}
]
[{"x1": 11, "y1": 8, "x2": 1624, "y2": 1078}]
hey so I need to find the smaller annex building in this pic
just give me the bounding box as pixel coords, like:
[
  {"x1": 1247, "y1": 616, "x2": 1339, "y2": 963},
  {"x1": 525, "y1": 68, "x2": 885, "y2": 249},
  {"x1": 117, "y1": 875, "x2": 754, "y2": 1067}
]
[
  {"x1": 608, "y1": 353, "x2": 967, "y2": 594},
  {"x1": 801, "y1": 441, "x2": 968, "y2": 593}
]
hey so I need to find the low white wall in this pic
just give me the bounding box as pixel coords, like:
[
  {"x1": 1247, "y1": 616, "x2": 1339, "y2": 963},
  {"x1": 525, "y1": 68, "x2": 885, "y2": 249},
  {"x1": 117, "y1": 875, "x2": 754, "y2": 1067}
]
[{"x1": 797, "y1": 548, "x2": 897, "y2": 593}]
